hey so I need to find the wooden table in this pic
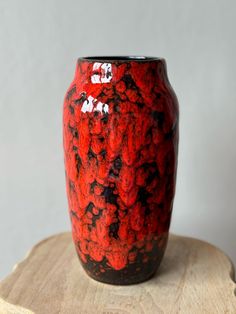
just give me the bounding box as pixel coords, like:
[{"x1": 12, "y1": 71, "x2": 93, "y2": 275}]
[{"x1": 0, "y1": 233, "x2": 235, "y2": 314}]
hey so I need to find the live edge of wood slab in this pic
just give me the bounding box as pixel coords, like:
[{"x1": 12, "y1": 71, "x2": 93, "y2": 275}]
[{"x1": 0, "y1": 233, "x2": 235, "y2": 314}]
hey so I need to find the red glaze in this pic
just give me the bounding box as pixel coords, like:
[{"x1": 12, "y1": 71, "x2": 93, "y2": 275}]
[{"x1": 63, "y1": 56, "x2": 179, "y2": 284}]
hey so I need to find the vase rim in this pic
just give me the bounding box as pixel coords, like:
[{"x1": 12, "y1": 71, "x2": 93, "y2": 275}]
[{"x1": 78, "y1": 56, "x2": 162, "y2": 62}]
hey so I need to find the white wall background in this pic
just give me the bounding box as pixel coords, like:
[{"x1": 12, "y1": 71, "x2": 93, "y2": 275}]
[{"x1": 0, "y1": 0, "x2": 236, "y2": 279}]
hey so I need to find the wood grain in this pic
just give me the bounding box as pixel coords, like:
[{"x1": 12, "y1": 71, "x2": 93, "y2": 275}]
[{"x1": 0, "y1": 233, "x2": 235, "y2": 314}]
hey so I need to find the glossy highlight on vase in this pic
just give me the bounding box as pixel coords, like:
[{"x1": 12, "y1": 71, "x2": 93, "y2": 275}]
[{"x1": 63, "y1": 56, "x2": 179, "y2": 284}]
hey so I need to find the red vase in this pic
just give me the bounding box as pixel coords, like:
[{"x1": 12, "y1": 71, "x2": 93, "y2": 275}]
[{"x1": 63, "y1": 56, "x2": 179, "y2": 284}]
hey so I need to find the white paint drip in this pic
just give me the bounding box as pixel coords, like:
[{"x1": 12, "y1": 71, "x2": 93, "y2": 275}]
[
  {"x1": 93, "y1": 62, "x2": 101, "y2": 71},
  {"x1": 91, "y1": 74, "x2": 101, "y2": 84},
  {"x1": 81, "y1": 95, "x2": 94, "y2": 113},
  {"x1": 91, "y1": 62, "x2": 112, "y2": 84},
  {"x1": 81, "y1": 95, "x2": 109, "y2": 114},
  {"x1": 94, "y1": 101, "x2": 103, "y2": 113},
  {"x1": 101, "y1": 63, "x2": 112, "y2": 83},
  {"x1": 103, "y1": 103, "x2": 109, "y2": 113}
]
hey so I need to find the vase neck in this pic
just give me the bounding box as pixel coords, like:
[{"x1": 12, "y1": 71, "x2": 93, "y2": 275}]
[{"x1": 74, "y1": 56, "x2": 168, "y2": 85}]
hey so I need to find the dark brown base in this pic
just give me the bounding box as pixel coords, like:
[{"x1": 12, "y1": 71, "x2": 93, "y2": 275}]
[{"x1": 79, "y1": 247, "x2": 165, "y2": 285}]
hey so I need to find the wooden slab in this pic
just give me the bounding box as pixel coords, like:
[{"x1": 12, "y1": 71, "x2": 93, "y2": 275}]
[{"x1": 0, "y1": 233, "x2": 235, "y2": 314}]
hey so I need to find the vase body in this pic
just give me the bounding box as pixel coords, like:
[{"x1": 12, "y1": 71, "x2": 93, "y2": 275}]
[{"x1": 63, "y1": 56, "x2": 179, "y2": 285}]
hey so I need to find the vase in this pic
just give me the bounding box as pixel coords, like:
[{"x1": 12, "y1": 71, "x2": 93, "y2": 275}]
[{"x1": 63, "y1": 56, "x2": 179, "y2": 285}]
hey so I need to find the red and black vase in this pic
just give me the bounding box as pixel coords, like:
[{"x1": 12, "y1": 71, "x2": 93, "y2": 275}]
[{"x1": 63, "y1": 56, "x2": 179, "y2": 285}]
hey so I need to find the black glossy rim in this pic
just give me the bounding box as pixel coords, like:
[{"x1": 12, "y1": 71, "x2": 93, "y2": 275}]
[{"x1": 79, "y1": 56, "x2": 161, "y2": 62}]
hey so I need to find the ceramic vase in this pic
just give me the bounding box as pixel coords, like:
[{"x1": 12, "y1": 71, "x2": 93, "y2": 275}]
[{"x1": 63, "y1": 56, "x2": 179, "y2": 284}]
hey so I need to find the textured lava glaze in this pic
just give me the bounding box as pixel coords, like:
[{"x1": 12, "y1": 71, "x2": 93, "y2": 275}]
[{"x1": 63, "y1": 56, "x2": 179, "y2": 285}]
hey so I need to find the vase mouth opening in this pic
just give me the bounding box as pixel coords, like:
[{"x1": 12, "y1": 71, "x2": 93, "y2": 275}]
[{"x1": 79, "y1": 56, "x2": 161, "y2": 62}]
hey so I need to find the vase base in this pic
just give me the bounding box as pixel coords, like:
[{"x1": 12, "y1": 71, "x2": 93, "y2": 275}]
[
  {"x1": 84, "y1": 267, "x2": 158, "y2": 286},
  {"x1": 80, "y1": 249, "x2": 165, "y2": 285}
]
